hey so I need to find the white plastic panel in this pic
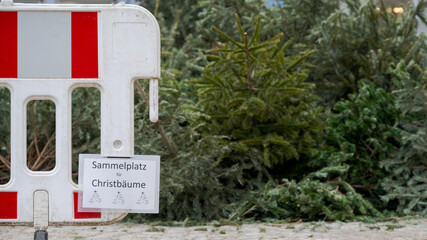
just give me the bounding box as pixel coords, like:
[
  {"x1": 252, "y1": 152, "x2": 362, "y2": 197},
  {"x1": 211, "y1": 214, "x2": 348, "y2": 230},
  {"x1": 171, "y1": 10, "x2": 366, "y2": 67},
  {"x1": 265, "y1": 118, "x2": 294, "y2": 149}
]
[{"x1": 18, "y1": 12, "x2": 72, "y2": 78}]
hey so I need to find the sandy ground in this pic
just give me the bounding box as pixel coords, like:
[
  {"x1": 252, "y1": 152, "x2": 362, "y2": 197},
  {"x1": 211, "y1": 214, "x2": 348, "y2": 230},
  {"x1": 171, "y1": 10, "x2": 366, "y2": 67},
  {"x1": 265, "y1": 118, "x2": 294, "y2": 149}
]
[{"x1": 0, "y1": 218, "x2": 426, "y2": 240}]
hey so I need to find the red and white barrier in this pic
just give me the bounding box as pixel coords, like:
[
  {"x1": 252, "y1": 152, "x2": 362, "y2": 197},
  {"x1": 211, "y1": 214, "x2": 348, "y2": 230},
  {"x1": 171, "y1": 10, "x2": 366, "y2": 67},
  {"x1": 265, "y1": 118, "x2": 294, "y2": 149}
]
[{"x1": 0, "y1": 1, "x2": 160, "y2": 226}]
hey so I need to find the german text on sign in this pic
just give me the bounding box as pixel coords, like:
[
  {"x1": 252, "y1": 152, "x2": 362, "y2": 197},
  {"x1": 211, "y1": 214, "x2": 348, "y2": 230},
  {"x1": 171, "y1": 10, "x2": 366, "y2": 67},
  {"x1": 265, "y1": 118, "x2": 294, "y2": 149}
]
[{"x1": 79, "y1": 154, "x2": 160, "y2": 213}]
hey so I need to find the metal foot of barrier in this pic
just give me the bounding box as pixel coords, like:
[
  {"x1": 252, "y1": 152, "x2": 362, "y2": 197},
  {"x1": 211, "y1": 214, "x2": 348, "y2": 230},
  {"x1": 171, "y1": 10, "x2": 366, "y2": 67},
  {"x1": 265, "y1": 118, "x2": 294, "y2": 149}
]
[{"x1": 34, "y1": 231, "x2": 48, "y2": 240}]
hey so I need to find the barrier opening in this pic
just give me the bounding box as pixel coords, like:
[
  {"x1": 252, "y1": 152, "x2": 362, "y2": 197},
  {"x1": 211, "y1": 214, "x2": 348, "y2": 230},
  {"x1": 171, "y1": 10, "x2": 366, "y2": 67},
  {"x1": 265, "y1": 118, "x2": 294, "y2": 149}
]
[
  {"x1": 0, "y1": 87, "x2": 11, "y2": 185},
  {"x1": 72, "y1": 87, "x2": 101, "y2": 184},
  {"x1": 134, "y1": 79, "x2": 151, "y2": 155},
  {"x1": 26, "y1": 100, "x2": 56, "y2": 171}
]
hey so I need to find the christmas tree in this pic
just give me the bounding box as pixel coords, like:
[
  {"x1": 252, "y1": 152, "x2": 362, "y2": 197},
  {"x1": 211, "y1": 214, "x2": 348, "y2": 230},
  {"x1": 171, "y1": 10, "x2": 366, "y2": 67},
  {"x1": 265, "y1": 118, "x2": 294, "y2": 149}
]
[
  {"x1": 136, "y1": 192, "x2": 149, "y2": 205},
  {"x1": 89, "y1": 190, "x2": 102, "y2": 204},
  {"x1": 112, "y1": 192, "x2": 125, "y2": 205}
]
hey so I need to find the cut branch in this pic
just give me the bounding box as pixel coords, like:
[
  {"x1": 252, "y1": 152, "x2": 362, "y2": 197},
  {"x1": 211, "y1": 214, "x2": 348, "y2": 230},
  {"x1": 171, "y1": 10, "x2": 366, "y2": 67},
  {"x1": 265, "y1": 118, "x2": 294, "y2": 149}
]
[{"x1": 135, "y1": 79, "x2": 178, "y2": 157}]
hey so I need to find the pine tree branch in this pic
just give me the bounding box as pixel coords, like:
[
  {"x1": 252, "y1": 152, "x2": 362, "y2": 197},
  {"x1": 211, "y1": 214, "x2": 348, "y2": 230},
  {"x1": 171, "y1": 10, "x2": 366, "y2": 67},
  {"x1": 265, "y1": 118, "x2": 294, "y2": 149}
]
[
  {"x1": 361, "y1": 138, "x2": 376, "y2": 158},
  {"x1": 31, "y1": 131, "x2": 56, "y2": 171},
  {"x1": 0, "y1": 155, "x2": 10, "y2": 170},
  {"x1": 156, "y1": 123, "x2": 177, "y2": 157},
  {"x1": 350, "y1": 184, "x2": 375, "y2": 190},
  {"x1": 244, "y1": 32, "x2": 254, "y2": 90},
  {"x1": 211, "y1": 26, "x2": 244, "y2": 48},
  {"x1": 153, "y1": 0, "x2": 159, "y2": 18},
  {"x1": 135, "y1": 80, "x2": 178, "y2": 157}
]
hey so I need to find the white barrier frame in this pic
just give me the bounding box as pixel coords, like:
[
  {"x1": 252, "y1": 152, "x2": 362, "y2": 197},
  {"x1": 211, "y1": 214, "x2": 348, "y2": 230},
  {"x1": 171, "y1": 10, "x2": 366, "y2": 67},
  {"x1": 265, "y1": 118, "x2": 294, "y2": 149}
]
[{"x1": 0, "y1": 1, "x2": 160, "y2": 226}]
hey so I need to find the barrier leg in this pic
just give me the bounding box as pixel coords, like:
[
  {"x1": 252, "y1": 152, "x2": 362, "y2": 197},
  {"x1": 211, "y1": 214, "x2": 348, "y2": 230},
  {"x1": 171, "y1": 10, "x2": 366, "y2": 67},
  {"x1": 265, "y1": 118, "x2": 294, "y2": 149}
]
[{"x1": 34, "y1": 191, "x2": 49, "y2": 240}]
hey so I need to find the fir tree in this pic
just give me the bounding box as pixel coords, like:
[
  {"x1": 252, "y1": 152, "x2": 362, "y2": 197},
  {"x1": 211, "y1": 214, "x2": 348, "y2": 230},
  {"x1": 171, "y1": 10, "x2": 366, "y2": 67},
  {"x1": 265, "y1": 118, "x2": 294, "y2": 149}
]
[
  {"x1": 237, "y1": 176, "x2": 383, "y2": 221},
  {"x1": 306, "y1": 0, "x2": 427, "y2": 105},
  {"x1": 0, "y1": 87, "x2": 10, "y2": 184},
  {"x1": 132, "y1": 73, "x2": 259, "y2": 221},
  {"x1": 191, "y1": 14, "x2": 323, "y2": 169},
  {"x1": 314, "y1": 82, "x2": 401, "y2": 207},
  {"x1": 380, "y1": 62, "x2": 427, "y2": 216},
  {"x1": 265, "y1": 0, "x2": 340, "y2": 47}
]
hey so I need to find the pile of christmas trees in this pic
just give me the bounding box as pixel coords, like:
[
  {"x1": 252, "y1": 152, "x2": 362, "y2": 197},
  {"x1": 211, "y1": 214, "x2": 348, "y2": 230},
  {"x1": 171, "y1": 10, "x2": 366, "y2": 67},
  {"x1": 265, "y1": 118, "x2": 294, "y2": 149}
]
[{"x1": 129, "y1": 0, "x2": 427, "y2": 222}]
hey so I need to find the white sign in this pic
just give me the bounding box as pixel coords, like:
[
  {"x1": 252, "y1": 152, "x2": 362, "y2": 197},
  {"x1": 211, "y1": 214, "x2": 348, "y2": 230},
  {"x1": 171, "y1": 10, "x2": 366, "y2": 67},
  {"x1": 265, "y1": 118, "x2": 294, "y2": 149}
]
[{"x1": 79, "y1": 154, "x2": 160, "y2": 213}]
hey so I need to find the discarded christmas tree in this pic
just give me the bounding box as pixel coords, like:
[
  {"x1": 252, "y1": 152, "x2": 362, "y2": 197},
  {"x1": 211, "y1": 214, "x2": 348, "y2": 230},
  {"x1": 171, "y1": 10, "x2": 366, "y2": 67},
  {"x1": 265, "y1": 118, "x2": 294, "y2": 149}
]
[{"x1": 191, "y1": 14, "x2": 323, "y2": 170}]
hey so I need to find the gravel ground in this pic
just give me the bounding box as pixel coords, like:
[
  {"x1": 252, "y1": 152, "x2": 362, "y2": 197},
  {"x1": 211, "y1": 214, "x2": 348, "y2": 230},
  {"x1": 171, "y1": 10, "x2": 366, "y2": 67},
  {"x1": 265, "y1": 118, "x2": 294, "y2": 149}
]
[{"x1": 0, "y1": 218, "x2": 426, "y2": 240}]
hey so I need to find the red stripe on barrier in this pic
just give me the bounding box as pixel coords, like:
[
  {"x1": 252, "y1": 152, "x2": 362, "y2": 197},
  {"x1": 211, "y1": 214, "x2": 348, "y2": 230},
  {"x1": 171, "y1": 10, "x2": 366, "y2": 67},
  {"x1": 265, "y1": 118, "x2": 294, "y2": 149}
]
[
  {"x1": 72, "y1": 12, "x2": 98, "y2": 78},
  {"x1": 73, "y1": 192, "x2": 101, "y2": 219},
  {"x1": 0, "y1": 12, "x2": 17, "y2": 78},
  {"x1": 0, "y1": 192, "x2": 17, "y2": 219}
]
